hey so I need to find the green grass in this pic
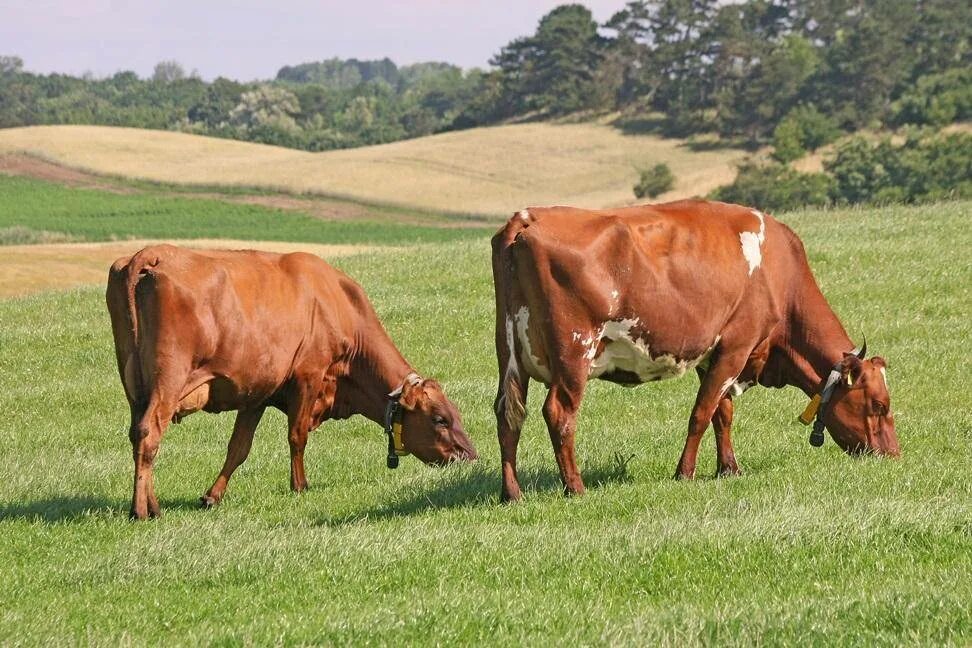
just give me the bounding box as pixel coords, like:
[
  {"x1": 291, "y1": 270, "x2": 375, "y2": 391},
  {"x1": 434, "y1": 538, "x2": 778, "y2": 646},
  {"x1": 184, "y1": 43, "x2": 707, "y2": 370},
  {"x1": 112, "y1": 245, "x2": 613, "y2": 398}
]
[
  {"x1": 0, "y1": 201, "x2": 970, "y2": 645},
  {"x1": 0, "y1": 175, "x2": 490, "y2": 245}
]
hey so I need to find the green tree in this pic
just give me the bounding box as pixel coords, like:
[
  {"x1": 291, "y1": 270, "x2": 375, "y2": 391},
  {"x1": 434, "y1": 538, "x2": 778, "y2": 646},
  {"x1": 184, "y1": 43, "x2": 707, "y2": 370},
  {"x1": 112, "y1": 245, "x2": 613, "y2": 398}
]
[
  {"x1": 492, "y1": 4, "x2": 605, "y2": 116},
  {"x1": 152, "y1": 60, "x2": 186, "y2": 83},
  {"x1": 0, "y1": 55, "x2": 24, "y2": 77},
  {"x1": 229, "y1": 85, "x2": 300, "y2": 132}
]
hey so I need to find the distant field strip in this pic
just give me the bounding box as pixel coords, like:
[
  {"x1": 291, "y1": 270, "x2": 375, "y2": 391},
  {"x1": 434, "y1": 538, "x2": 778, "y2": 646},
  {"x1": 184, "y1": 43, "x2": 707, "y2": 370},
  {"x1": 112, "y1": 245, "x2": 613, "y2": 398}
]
[
  {"x1": 0, "y1": 175, "x2": 490, "y2": 247},
  {"x1": 0, "y1": 124, "x2": 746, "y2": 215}
]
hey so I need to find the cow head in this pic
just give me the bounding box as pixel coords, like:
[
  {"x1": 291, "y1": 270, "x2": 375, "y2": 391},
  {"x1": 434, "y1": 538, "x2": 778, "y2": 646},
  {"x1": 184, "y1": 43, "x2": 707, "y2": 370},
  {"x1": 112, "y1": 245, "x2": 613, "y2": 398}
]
[
  {"x1": 820, "y1": 354, "x2": 900, "y2": 457},
  {"x1": 393, "y1": 378, "x2": 477, "y2": 466}
]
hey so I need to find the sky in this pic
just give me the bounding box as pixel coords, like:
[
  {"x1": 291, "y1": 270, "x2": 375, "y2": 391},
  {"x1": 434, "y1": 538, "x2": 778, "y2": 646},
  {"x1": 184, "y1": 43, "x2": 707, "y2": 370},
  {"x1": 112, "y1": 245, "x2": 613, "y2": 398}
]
[{"x1": 1, "y1": 1, "x2": 625, "y2": 81}]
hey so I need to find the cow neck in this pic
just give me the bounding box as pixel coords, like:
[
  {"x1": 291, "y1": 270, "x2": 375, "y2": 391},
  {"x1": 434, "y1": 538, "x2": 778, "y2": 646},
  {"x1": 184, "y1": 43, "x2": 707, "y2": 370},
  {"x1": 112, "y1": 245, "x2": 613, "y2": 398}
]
[
  {"x1": 344, "y1": 329, "x2": 414, "y2": 426},
  {"x1": 777, "y1": 278, "x2": 854, "y2": 397}
]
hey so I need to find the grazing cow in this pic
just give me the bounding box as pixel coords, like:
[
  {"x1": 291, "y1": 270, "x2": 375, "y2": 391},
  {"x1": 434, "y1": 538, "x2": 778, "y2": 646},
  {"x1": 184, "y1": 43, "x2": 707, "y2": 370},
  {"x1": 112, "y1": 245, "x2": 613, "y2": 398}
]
[
  {"x1": 107, "y1": 245, "x2": 476, "y2": 520},
  {"x1": 491, "y1": 200, "x2": 898, "y2": 501}
]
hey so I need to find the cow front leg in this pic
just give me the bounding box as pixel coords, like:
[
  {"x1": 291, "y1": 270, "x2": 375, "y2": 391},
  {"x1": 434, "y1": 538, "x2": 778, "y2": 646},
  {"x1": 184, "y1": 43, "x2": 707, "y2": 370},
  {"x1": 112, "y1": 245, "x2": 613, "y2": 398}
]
[
  {"x1": 201, "y1": 406, "x2": 265, "y2": 508},
  {"x1": 676, "y1": 352, "x2": 748, "y2": 480},
  {"x1": 543, "y1": 383, "x2": 586, "y2": 496},
  {"x1": 286, "y1": 389, "x2": 315, "y2": 493},
  {"x1": 712, "y1": 397, "x2": 741, "y2": 477}
]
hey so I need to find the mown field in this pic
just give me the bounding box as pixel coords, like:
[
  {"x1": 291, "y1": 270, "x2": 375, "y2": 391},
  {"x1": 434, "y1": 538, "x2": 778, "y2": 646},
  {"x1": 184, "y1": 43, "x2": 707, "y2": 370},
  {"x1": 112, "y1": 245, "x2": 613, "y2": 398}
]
[
  {"x1": 0, "y1": 123, "x2": 745, "y2": 215},
  {"x1": 0, "y1": 188, "x2": 970, "y2": 644}
]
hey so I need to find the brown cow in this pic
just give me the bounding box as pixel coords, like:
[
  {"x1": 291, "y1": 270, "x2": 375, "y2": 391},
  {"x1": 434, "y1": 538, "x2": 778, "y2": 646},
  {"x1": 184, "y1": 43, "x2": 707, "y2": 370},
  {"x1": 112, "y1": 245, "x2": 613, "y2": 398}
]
[
  {"x1": 491, "y1": 200, "x2": 898, "y2": 502},
  {"x1": 107, "y1": 245, "x2": 476, "y2": 519}
]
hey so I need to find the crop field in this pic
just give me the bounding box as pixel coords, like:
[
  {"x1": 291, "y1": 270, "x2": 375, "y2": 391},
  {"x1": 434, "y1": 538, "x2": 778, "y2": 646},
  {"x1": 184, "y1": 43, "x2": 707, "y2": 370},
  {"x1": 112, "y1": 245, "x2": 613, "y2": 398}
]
[
  {"x1": 0, "y1": 123, "x2": 746, "y2": 215},
  {"x1": 0, "y1": 174, "x2": 970, "y2": 644}
]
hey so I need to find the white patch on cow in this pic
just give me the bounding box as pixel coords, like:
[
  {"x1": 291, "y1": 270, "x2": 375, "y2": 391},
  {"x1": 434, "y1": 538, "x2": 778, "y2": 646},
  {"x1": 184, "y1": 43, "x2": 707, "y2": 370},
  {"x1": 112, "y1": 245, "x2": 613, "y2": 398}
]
[
  {"x1": 610, "y1": 289, "x2": 619, "y2": 300},
  {"x1": 720, "y1": 378, "x2": 754, "y2": 398},
  {"x1": 496, "y1": 316, "x2": 520, "y2": 414},
  {"x1": 740, "y1": 209, "x2": 766, "y2": 276},
  {"x1": 514, "y1": 306, "x2": 552, "y2": 382},
  {"x1": 587, "y1": 318, "x2": 716, "y2": 382},
  {"x1": 517, "y1": 209, "x2": 530, "y2": 222},
  {"x1": 879, "y1": 366, "x2": 888, "y2": 388}
]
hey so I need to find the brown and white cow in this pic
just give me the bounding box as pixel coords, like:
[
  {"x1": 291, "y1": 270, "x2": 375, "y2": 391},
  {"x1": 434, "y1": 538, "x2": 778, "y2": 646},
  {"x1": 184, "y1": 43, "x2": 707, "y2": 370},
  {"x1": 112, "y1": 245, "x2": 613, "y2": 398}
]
[
  {"x1": 491, "y1": 200, "x2": 898, "y2": 501},
  {"x1": 107, "y1": 245, "x2": 476, "y2": 519}
]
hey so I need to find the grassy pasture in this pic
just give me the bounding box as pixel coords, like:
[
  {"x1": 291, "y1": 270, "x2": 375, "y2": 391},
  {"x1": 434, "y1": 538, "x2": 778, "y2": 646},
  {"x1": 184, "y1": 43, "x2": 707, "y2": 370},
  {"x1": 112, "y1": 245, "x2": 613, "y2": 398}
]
[
  {"x1": 0, "y1": 198, "x2": 970, "y2": 645},
  {"x1": 0, "y1": 123, "x2": 746, "y2": 215}
]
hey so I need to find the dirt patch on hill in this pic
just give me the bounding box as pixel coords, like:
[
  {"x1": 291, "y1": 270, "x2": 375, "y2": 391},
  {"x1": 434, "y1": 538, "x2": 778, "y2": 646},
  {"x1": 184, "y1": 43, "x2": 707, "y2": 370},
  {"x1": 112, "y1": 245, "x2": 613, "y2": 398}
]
[
  {"x1": 0, "y1": 153, "x2": 133, "y2": 193},
  {"x1": 0, "y1": 239, "x2": 379, "y2": 298}
]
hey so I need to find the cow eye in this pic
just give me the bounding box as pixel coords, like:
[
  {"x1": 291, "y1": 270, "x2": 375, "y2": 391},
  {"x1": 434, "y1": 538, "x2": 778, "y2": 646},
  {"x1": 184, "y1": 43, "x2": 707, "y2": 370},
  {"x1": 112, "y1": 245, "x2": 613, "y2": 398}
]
[
  {"x1": 433, "y1": 415, "x2": 448, "y2": 427},
  {"x1": 872, "y1": 401, "x2": 888, "y2": 416}
]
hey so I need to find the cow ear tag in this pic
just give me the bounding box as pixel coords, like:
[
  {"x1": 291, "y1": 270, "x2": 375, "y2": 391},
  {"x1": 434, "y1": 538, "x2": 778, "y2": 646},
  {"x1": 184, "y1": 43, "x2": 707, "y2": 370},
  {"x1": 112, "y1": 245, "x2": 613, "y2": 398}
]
[
  {"x1": 846, "y1": 373, "x2": 854, "y2": 387},
  {"x1": 798, "y1": 394, "x2": 821, "y2": 425}
]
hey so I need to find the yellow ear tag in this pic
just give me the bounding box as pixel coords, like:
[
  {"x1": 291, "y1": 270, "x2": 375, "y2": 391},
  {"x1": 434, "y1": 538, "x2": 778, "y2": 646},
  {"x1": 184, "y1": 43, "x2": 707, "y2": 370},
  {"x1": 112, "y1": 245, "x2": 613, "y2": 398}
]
[
  {"x1": 846, "y1": 374, "x2": 854, "y2": 387},
  {"x1": 798, "y1": 394, "x2": 822, "y2": 425},
  {"x1": 391, "y1": 421, "x2": 408, "y2": 456}
]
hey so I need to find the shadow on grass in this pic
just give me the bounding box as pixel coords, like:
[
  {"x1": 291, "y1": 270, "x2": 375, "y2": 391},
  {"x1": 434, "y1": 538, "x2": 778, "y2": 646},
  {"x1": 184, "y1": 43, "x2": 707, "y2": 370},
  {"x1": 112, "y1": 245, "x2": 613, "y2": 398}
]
[
  {"x1": 0, "y1": 494, "x2": 203, "y2": 523},
  {"x1": 317, "y1": 456, "x2": 636, "y2": 527}
]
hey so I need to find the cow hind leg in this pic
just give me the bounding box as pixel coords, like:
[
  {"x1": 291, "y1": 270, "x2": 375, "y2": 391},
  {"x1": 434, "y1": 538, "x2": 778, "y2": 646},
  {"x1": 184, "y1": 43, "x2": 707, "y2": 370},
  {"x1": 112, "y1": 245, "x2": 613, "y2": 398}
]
[
  {"x1": 201, "y1": 407, "x2": 265, "y2": 508},
  {"x1": 542, "y1": 382, "x2": 587, "y2": 497},
  {"x1": 495, "y1": 366, "x2": 530, "y2": 503},
  {"x1": 129, "y1": 397, "x2": 175, "y2": 520}
]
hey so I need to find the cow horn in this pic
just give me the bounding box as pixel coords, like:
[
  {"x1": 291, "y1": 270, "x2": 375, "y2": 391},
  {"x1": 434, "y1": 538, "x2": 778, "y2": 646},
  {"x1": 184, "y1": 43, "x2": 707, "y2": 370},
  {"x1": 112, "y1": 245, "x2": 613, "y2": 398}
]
[{"x1": 857, "y1": 334, "x2": 867, "y2": 359}]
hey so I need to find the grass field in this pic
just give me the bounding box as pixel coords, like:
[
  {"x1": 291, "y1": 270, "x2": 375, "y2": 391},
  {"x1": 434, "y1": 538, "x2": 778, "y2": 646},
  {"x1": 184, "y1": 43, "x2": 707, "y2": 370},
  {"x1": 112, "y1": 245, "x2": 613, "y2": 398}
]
[
  {"x1": 0, "y1": 192, "x2": 969, "y2": 644},
  {"x1": 0, "y1": 123, "x2": 746, "y2": 215}
]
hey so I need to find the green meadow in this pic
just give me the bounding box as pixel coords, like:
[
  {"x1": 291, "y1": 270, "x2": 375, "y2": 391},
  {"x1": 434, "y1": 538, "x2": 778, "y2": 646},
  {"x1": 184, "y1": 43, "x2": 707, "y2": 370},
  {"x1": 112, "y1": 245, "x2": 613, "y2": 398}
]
[{"x1": 0, "y1": 187, "x2": 969, "y2": 645}]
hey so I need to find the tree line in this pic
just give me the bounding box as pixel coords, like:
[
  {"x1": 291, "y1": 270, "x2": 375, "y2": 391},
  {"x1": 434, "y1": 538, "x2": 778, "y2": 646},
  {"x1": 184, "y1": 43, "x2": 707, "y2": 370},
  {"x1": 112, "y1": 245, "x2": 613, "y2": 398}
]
[{"x1": 1, "y1": 0, "x2": 969, "y2": 154}]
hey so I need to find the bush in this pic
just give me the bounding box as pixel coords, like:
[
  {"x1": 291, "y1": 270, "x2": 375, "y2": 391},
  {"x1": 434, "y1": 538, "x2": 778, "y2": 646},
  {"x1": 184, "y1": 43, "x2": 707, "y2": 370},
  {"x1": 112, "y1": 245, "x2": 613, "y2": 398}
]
[
  {"x1": 826, "y1": 132, "x2": 972, "y2": 204},
  {"x1": 891, "y1": 68, "x2": 972, "y2": 127},
  {"x1": 771, "y1": 118, "x2": 806, "y2": 163},
  {"x1": 634, "y1": 163, "x2": 675, "y2": 199},
  {"x1": 709, "y1": 161, "x2": 834, "y2": 212},
  {"x1": 772, "y1": 105, "x2": 841, "y2": 162}
]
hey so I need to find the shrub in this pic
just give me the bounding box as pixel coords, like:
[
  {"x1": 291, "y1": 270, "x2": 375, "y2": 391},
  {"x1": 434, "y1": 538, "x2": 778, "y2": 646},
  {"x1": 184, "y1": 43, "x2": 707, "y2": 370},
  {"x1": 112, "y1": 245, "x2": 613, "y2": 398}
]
[
  {"x1": 825, "y1": 132, "x2": 972, "y2": 204},
  {"x1": 772, "y1": 105, "x2": 841, "y2": 162},
  {"x1": 634, "y1": 163, "x2": 675, "y2": 199},
  {"x1": 771, "y1": 118, "x2": 806, "y2": 163},
  {"x1": 709, "y1": 161, "x2": 833, "y2": 212},
  {"x1": 891, "y1": 68, "x2": 972, "y2": 127}
]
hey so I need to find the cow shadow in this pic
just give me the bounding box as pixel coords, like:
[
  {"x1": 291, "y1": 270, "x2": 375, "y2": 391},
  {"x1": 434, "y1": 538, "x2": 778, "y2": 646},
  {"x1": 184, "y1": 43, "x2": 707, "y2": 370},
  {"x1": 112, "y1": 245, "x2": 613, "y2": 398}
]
[
  {"x1": 316, "y1": 456, "x2": 636, "y2": 527},
  {"x1": 0, "y1": 494, "x2": 203, "y2": 523}
]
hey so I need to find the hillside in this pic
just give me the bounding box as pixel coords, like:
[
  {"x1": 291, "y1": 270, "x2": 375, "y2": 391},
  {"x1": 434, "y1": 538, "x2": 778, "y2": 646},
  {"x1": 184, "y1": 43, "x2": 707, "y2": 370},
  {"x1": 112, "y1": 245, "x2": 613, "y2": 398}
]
[{"x1": 0, "y1": 124, "x2": 746, "y2": 216}]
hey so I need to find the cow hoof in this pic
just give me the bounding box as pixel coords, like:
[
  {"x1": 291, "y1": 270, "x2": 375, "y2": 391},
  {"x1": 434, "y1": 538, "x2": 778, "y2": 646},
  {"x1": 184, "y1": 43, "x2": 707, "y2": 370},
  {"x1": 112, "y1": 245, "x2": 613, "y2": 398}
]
[
  {"x1": 717, "y1": 466, "x2": 742, "y2": 478},
  {"x1": 199, "y1": 495, "x2": 218, "y2": 509},
  {"x1": 673, "y1": 471, "x2": 695, "y2": 481},
  {"x1": 500, "y1": 487, "x2": 522, "y2": 504}
]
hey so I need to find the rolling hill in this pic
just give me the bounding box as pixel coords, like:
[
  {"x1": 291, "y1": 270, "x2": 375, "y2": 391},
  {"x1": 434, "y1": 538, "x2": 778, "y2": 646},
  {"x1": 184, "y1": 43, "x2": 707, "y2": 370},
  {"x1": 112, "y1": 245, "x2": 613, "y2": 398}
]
[{"x1": 0, "y1": 123, "x2": 746, "y2": 216}]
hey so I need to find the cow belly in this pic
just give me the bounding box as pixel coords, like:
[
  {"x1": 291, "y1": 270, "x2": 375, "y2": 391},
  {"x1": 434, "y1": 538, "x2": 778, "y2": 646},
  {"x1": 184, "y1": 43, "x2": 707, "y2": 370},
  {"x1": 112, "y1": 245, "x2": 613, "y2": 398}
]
[
  {"x1": 586, "y1": 320, "x2": 717, "y2": 384},
  {"x1": 590, "y1": 338, "x2": 712, "y2": 383}
]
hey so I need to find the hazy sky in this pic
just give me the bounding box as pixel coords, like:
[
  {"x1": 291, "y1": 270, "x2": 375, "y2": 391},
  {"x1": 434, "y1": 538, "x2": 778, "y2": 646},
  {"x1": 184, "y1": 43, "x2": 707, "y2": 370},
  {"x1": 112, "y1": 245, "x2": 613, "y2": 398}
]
[{"x1": 1, "y1": 1, "x2": 625, "y2": 80}]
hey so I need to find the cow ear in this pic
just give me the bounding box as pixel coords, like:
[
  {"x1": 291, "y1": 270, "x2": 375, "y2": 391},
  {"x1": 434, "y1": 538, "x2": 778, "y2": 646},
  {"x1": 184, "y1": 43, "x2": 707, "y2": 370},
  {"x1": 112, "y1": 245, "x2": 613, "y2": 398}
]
[
  {"x1": 840, "y1": 354, "x2": 863, "y2": 387},
  {"x1": 400, "y1": 380, "x2": 425, "y2": 410}
]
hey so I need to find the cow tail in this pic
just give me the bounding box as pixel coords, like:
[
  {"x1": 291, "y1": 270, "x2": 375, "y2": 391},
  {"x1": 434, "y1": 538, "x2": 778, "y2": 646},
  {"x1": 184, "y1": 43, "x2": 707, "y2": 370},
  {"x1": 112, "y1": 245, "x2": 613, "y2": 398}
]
[
  {"x1": 122, "y1": 249, "x2": 162, "y2": 397},
  {"x1": 492, "y1": 214, "x2": 530, "y2": 432}
]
